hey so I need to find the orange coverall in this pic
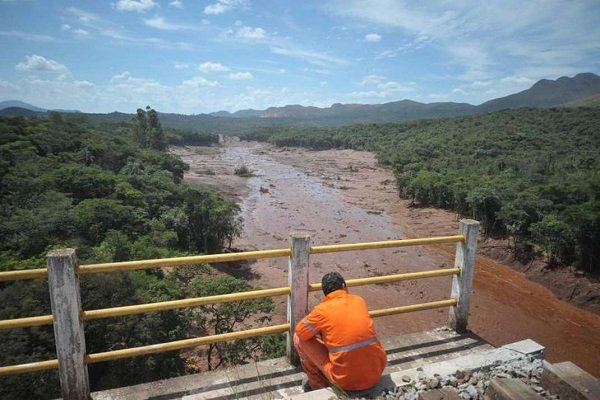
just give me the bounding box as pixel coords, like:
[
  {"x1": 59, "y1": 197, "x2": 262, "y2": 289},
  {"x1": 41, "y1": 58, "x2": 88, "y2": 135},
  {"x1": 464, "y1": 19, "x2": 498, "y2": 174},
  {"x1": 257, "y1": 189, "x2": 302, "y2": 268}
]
[{"x1": 294, "y1": 288, "x2": 387, "y2": 391}]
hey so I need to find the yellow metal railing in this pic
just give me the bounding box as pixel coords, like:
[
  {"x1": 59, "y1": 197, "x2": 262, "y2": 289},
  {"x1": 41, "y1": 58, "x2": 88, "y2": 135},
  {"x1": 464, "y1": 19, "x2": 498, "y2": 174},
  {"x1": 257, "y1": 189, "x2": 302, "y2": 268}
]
[
  {"x1": 0, "y1": 235, "x2": 463, "y2": 281},
  {"x1": 0, "y1": 234, "x2": 466, "y2": 378}
]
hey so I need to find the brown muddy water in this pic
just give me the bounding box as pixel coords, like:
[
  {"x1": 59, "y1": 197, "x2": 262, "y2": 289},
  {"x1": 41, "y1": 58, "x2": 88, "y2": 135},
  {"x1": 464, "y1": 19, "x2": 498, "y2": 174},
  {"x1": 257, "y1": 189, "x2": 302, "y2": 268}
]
[{"x1": 172, "y1": 141, "x2": 600, "y2": 378}]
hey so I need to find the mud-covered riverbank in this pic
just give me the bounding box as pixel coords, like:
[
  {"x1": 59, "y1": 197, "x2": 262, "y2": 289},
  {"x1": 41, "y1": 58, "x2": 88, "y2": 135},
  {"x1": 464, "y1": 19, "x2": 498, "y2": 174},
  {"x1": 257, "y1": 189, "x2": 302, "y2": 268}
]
[{"x1": 172, "y1": 141, "x2": 600, "y2": 378}]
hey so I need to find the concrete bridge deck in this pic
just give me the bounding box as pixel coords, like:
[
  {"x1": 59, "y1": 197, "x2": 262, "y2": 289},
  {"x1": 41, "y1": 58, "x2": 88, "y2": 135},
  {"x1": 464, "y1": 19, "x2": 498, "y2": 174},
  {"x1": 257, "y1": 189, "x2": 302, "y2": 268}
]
[{"x1": 92, "y1": 327, "x2": 494, "y2": 400}]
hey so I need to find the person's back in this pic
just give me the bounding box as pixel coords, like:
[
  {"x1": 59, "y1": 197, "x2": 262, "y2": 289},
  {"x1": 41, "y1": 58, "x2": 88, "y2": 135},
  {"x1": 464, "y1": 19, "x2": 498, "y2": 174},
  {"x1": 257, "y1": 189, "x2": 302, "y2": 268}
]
[{"x1": 294, "y1": 272, "x2": 387, "y2": 391}]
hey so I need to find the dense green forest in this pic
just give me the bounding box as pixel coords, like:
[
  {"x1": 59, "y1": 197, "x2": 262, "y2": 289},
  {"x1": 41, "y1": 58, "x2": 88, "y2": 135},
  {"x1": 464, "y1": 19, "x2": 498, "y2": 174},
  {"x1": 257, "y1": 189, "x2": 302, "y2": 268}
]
[
  {"x1": 241, "y1": 107, "x2": 600, "y2": 272},
  {"x1": 0, "y1": 110, "x2": 281, "y2": 399}
]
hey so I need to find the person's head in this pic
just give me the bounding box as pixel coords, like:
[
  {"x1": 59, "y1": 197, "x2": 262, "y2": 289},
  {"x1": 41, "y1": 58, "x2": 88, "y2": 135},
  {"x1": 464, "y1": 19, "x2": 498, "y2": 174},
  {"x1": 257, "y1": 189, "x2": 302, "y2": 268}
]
[{"x1": 321, "y1": 272, "x2": 346, "y2": 296}]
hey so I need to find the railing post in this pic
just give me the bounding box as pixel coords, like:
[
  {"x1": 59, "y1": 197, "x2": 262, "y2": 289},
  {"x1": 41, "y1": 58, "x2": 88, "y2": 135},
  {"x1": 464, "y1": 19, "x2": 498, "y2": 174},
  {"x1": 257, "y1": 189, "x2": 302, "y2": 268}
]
[
  {"x1": 287, "y1": 231, "x2": 311, "y2": 366},
  {"x1": 47, "y1": 249, "x2": 90, "y2": 400},
  {"x1": 449, "y1": 219, "x2": 480, "y2": 333}
]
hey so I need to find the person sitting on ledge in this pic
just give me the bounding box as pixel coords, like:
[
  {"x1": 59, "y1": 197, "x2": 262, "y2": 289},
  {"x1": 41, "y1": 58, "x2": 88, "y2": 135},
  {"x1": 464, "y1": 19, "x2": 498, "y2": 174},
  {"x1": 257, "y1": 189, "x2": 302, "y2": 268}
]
[{"x1": 294, "y1": 271, "x2": 387, "y2": 392}]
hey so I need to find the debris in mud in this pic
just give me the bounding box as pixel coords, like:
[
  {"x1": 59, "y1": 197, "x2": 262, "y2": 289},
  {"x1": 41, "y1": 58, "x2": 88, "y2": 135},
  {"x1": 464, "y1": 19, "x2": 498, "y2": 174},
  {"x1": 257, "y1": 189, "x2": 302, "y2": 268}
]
[
  {"x1": 259, "y1": 186, "x2": 269, "y2": 193},
  {"x1": 234, "y1": 164, "x2": 254, "y2": 177},
  {"x1": 383, "y1": 357, "x2": 557, "y2": 400}
]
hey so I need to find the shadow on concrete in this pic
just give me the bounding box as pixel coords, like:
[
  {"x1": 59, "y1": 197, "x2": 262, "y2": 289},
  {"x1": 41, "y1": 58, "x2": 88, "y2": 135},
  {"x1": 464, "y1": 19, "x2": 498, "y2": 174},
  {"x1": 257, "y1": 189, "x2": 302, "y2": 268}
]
[
  {"x1": 148, "y1": 367, "x2": 303, "y2": 400},
  {"x1": 385, "y1": 331, "x2": 489, "y2": 368}
]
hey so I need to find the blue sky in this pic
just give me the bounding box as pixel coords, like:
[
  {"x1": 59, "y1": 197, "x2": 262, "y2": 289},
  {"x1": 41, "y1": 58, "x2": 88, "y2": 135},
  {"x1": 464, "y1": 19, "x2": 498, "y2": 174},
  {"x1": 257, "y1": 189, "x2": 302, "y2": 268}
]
[{"x1": 1, "y1": 0, "x2": 599, "y2": 114}]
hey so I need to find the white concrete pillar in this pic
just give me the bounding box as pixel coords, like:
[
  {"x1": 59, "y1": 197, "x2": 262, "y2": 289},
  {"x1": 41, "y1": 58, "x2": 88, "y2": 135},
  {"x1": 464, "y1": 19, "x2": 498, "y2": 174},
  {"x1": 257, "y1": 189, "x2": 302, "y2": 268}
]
[
  {"x1": 47, "y1": 248, "x2": 90, "y2": 400},
  {"x1": 287, "y1": 232, "x2": 310, "y2": 366},
  {"x1": 449, "y1": 219, "x2": 480, "y2": 333}
]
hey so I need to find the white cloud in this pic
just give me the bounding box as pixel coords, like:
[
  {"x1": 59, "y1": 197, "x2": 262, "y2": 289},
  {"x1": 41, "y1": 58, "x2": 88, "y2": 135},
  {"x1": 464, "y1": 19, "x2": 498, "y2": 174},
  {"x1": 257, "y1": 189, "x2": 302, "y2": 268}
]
[
  {"x1": 452, "y1": 75, "x2": 537, "y2": 103},
  {"x1": 60, "y1": 22, "x2": 89, "y2": 38},
  {"x1": 143, "y1": 37, "x2": 193, "y2": 51},
  {"x1": 169, "y1": 0, "x2": 183, "y2": 8},
  {"x1": 15, "y1": 54, "x2": 69, "y2": 75},
  {"x1": 0, "y1": 79, "x2": 20, "y2": 92},
  {"x1": 174, "y1": 62, "x2": 190, "y2": 69},
  {"x1": 0, "y1": 30, "x2": 55, "y2": 42},
  {"x1": 75, "y1": 80, "x2": 95, "y2": 90},
  {"x1": 376, "y1": 35, "x2": 429, "y2": 59},
  {"x1": 200, "y1": 62, "x2": 230, "y2": 73},
  {"x1": 65, "y1": 7, "x2": 102, "y2": 24},
  {"x1": 359, "y1": 74, "x2": 385, "y2": 86},
  {"x1": 114, "y1": 0, "x2": 156, "y2": 12},
  {"x1": 228, "y1": 72, "x2": 253, "y2": 80},
  {"x1": 364, "y1": 33, "x2": 381, "y2": 42},
  {"x1": 66, "y1": 8, "x2": 195, "y2": 50},
  {"x1": 109, "y1": 72, "x2": 172, "y2": 102},
  {"x1": 204, "y1": 0, "x2": 247, "y2": 15},
  {"x1": 235, "y1": 25, "x2": 266, "y2": 40},
  {"x1": 144, "y1": 17, "x2": 194, "y2": 31},
  {"x1": 377, "y1": 81, "x2": 416, "y2": 93},
  {"x1": 180, "y1": 76, "x2": 220, "y2": 88},
  {"x1": 73, "y1": 29, "x2": 89, "y2": 38},
  {"x1": 271, "y1": 46, "x2": 346, "y2": 67},
  {"x1": 327, "y1": 1, "x2": 600, "y2": 82},
  {"x1": 347, "y1": 78, "x2": 417, "y2": 102}
]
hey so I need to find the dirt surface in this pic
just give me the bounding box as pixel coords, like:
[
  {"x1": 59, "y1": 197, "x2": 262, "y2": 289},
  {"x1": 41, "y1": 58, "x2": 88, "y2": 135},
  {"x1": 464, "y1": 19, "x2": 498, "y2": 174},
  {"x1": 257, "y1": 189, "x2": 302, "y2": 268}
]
[{"x1": 172, "y1": 141, "x2": 600, "y2": 378}]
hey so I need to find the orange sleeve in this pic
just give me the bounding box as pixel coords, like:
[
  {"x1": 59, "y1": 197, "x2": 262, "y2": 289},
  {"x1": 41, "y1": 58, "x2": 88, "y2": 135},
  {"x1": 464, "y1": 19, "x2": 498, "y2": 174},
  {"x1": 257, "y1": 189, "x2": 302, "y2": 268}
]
[{"x1": 294, "y1": 308, "x2": 322, "y2": 341}]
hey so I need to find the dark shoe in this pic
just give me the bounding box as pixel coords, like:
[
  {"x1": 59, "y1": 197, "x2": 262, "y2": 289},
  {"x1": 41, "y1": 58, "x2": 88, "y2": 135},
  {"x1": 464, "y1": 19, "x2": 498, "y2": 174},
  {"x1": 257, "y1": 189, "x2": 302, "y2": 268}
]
[{"x1": 301, "y1": 378, "x2": 313, "y2": 392}]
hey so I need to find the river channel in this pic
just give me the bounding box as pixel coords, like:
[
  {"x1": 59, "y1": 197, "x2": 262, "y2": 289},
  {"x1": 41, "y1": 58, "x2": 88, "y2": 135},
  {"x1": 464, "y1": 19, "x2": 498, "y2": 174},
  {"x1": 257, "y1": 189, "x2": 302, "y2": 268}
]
[{"x1": 172, "y1": 141, "x2": 600, "y2": 377}]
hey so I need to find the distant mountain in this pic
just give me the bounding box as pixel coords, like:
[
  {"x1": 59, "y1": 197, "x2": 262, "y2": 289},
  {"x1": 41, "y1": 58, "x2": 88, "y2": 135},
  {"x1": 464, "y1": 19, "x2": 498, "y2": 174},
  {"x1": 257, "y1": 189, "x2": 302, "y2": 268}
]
[
  {"x1": 0, "y1": 106, "x2": 43, "y2": 116},
  {"x1": 211, "y1": 100, "x2": 477, "y2": 125},
  {"x1": 563, "y1": 93, "x2": 600, "y2": 108},
  {"x1": 478, "y1": 73, "x2": 600, "y2": 111},
  {"x1": 3, "y1": 72, "x2": 599, "y2": 129},
  {"x1": 210, "y1": 73, "x2": 600, "y2": 125},
  {"x1": 0, "y1": 100, "x2": 46, "y2": 112}
]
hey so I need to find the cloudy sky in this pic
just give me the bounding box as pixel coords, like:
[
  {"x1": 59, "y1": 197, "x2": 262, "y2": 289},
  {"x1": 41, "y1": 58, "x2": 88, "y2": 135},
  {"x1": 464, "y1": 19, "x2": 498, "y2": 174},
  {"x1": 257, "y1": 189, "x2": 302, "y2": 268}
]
[{"x1": 1, "y1": 0, "x2": 599, "y2": 114}]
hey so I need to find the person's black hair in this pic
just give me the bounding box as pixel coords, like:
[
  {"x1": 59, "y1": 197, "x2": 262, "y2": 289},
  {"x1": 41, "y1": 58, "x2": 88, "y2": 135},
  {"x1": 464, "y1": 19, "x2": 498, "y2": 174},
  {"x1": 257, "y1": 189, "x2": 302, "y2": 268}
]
[{"x1": 321, "y1": 272, "x2": 346, "y2": 296}]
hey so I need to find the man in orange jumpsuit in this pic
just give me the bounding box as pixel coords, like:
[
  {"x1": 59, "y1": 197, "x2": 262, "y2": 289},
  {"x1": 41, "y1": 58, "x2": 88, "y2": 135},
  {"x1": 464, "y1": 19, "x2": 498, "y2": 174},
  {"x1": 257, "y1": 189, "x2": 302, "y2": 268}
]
[{"x1": 294, "y1": 272, "x2": 387, "y2": 392}]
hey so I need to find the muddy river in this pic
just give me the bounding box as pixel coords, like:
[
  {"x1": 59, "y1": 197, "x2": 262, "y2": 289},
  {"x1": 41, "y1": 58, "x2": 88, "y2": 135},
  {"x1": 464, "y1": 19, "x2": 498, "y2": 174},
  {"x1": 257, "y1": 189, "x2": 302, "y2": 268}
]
[{"x1": 172, "y1": 141, "x2": 600, "y2": 378}]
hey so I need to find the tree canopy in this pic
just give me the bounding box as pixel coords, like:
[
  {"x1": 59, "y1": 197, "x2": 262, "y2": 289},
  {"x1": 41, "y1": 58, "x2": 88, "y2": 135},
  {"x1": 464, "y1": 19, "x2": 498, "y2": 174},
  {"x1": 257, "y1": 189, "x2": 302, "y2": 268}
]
[
  {"x1": 0, "y1": 111, "x2": 250, "y2": 398},
  {"x1": 240, "y1": 107, "x2": 600, "y2": 271}
]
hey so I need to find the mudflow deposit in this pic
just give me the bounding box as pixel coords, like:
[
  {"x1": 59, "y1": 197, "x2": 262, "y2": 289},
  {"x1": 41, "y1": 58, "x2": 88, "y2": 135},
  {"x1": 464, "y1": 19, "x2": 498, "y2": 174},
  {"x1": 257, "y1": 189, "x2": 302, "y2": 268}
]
[{"x1": 171, "y1": 140, "x2": 600, "y2": 378}]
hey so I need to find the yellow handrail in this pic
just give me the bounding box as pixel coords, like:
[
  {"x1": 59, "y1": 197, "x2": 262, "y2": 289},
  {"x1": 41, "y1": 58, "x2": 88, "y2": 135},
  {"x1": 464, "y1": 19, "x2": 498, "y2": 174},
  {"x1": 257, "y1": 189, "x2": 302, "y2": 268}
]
[
  {"x1": 85, "y1": 323, "x2": 291, "y2": 364},
  {"x1": 0, "y1": 315, "x2": 53, "y2": 330},
  {"x1": 369, "y1": 299, "x2": 457, "y2": 317},
  {"x1": 0, "y1": 298, "x2": 457, "y2": 375},
  {"x1": 0, "y1": 235, "x2": 463, "y2": 281},
  {"x1": 78, "y1": 248, "x2": 292, "y2": 275},
  {"x1": 0, "y1": 234, "x2": 467, "y2": 378},
  {"x1": 309, "y1": 268, "x2": 460, "y2": 291},
  {"x1": 0, "y1": 268, "x2": 48, "y2": 282},
  {"x1": 0, "y1": 360, "x2": 59, "y2": 376},
  {"x1": 310, "y1": 235, "x2": 463, "y2": 254},
  {"x1": 0, "y1": 287, "x2": 292, "y2": 330},
  {"x1": 82, "y1": 286, "x2": 291, "y2": 321},
  {"x1": 0, "y1": 269, "x2": 460, "y2": 330}
]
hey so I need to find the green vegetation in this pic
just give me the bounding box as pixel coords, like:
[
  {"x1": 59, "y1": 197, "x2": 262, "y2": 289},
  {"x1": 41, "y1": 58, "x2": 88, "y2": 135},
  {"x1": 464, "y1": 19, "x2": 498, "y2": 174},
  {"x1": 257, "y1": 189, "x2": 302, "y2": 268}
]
[
  {"x1": 234, "y1": 164, "x2": 253, "y2": 177},
  {"x1": 0, "y1": 111, "x2": 276, "y2": 398},
  {"x1": 241, "y1": 107, "x2": 600, "y2": 272}
]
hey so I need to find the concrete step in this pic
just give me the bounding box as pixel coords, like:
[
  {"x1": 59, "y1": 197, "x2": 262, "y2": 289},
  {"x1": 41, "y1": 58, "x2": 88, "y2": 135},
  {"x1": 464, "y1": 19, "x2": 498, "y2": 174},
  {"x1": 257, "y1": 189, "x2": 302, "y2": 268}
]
[
  {"x1": 91, "y1": 328, "x2": 491, "y2": 400},
  {"x1": 541, "y1": 361, "x2": 600, "y2": 400},
  {"x1": 290, "y1": 339, "x2": 545, "y2": 399},
  {"x1": 483, "y1": 378, "x2": 544, "y2": 400}
]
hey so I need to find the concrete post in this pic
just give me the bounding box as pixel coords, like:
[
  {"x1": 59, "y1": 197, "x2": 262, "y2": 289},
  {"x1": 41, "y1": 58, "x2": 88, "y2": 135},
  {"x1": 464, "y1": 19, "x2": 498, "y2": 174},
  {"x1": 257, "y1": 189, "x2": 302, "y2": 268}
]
[
  {"x1": 47, "y1": 249, "x2": 90, "y2": 400},
  {"x1": 287, "y1": 231, "x2": 311, "y2": 366},
  {"x1": 449, "y1": 219, "x2": 480, "y2": 333}
]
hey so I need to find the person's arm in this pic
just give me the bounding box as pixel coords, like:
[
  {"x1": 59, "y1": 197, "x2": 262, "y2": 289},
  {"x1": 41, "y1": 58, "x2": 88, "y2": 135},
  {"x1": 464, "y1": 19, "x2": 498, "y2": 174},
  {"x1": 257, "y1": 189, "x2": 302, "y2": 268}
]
[{"x1": 294, "y1": 308, "x2": 322, "y2": 341}]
